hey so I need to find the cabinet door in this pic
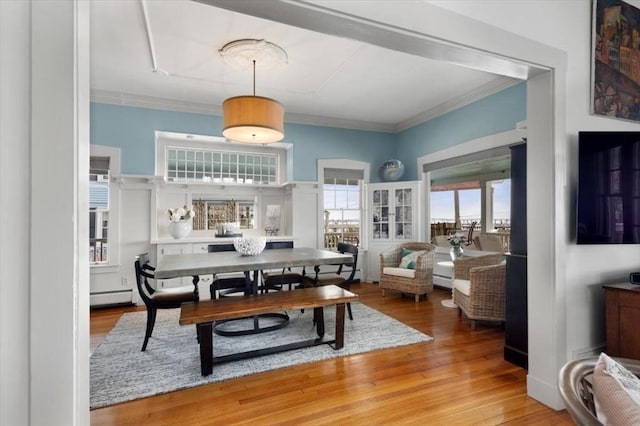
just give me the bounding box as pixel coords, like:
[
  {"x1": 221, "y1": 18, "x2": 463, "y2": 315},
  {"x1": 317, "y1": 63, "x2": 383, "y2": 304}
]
[
  {"x1": 370, "y1": 183, "x2": 417, "y2": 242},
  {"x1": 371, "y1": 188, "x2": 390, "y2": 240},
  {"x1": 156, "y1": 244, "x2": 192, "y2": 288},
  {"x1": 394, "y1": 187, "x2": 413, "y2": 240}
]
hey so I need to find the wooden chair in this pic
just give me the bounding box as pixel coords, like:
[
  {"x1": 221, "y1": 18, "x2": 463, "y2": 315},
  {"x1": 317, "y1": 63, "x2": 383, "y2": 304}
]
[
  {"x1": 134, "y1": 253, "x2": 198, "y2": 351},
  {"x1": 379, "y1": 242, "x2": 436, "y2": 302},
  {"x1": 451, "y1": 253, "x2": 505, "y2": 329},
  {"x1": 207, "y1": 243, "x2": 248, "y2": 298},
  {"x1": 465, "y1": 221, "x2": 478, "y2": 246},
  {"x1": 261, "y1": 241, "x2": 305, "y2": 292},
  {"x1": 302, "y1": 242, "x2": 358, "y2": 320}
]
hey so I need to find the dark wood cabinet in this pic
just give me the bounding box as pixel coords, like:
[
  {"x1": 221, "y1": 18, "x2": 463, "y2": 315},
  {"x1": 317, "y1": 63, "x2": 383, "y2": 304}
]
[
  {"x1": 504, "y1": 143, "x2": 528, "y2": 369},
  {"x1": 604, "y1": 283, "x2": 640, "y2": 360}
]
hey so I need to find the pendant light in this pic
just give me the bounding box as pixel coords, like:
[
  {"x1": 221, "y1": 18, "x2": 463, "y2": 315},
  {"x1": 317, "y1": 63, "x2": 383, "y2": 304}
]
[{"x1": 220, "y1": 39, "x2": 286, "y2": 144}]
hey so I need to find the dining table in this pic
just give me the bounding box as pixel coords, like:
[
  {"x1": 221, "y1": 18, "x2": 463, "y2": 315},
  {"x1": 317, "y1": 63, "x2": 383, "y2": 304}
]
[{"x1": 154, "y1": 246, "x2": 354, "y2": 335}]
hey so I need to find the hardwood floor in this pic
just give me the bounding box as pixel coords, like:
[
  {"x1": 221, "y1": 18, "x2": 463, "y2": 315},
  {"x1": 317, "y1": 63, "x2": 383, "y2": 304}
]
[{"x1": 90, "y1": 283, "x2": 573, "y2": 425}]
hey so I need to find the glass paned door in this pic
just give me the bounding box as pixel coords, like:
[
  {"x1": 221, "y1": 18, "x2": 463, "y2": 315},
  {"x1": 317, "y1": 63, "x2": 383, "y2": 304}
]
[
  {"x1": 370, "y1": 183, "x2": 416, "y2": 241},
  {"x1": 372, "y1": 189, "x2": 390, "y2": 239},
  {"x1": 395, "y1": 188, "x2": 413, "y2": 239}
]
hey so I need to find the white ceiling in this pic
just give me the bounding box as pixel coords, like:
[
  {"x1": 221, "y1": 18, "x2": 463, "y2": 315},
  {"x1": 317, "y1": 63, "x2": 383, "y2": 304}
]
[{"x1": 90, "y1": 0, "x2": 521, "y2": 133}]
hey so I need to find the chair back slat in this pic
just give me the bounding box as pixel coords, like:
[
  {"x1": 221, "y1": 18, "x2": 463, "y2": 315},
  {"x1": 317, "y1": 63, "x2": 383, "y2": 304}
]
[
  {"x1": 266, "y1": 241, "x2": 294, "y2": 249},
  {"x1": 207, "y1": 243, "x2": 236, "y2": 252},
  {"x1": 134, "y1": 253, "x2": 156, "y2": 303}
]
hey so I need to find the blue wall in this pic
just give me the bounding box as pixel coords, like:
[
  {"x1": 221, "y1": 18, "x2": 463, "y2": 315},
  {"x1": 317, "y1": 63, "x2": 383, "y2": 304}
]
[
  {"x1": 91, "y1": 103, "x2": 223, "y2": 175},
  {"x1": 285, "y1": 123, "x2": 395, "y2": 182},
  {"x1": 396, "y1": 82, "x2": 527, "y2": 180},
  {"x1": 90, "y1": 103, "x2": 396, "y2": 181},
  {"x1": 90, "y1": 82, "x2": 526, "y2": 180}
]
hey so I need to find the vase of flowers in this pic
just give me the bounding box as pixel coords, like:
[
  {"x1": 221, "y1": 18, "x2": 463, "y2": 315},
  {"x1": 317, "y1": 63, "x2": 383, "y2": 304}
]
[
  {"x1": 167, "y1": 206, "x2": 195, "y2": 239},
  {"x1": 447, "y1": 234, "x2": 466, "y2": 260}
]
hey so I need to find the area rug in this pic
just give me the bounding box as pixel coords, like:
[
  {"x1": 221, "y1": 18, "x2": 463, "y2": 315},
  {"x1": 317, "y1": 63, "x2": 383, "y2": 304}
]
[{"x1": 90, "y1": 302, "x2": 432, "y2": 409}]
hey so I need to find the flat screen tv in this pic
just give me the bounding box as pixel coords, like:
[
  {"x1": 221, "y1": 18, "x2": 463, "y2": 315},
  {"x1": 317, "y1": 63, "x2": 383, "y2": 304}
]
[{"x1": 577, "y1": 131, "x2": 640, "y2": 244}]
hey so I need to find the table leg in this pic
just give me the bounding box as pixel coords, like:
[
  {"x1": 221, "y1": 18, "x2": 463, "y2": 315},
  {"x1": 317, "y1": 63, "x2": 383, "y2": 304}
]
[
  {"x1": 196, "y1": 322, "x2": 213, "y2": 376},
  {"x1": 250, "y1": 270, "x2": 260, "y2": 329},
  {"x1": 191, "y1": 275, "x2": 200, "y2": 301},
  {"x1": 334, "y1": 303, "x2": 346, "y2": 349},
  {"x1": 314, "y1": 306, "x2": 325, "y2": 337}
]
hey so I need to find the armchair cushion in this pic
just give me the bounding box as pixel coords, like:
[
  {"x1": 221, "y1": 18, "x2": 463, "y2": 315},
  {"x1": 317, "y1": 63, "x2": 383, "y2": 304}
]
[
  {"x1": 382, "y1": 266, "x2": 416, "y2": 279},
  {"x1": 593, "y1": 352, "x2": 640, "y2": 425},
  {"x1": 398, "y1": 248, "x2": 426, "y2": 269},
  {"x1": 452, "y1": 279, "x2": 471, "y2": 296}
]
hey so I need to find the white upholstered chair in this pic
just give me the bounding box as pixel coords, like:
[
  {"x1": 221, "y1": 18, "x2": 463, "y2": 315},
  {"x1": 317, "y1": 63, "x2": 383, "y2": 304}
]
[{"x1": 473, "y1": 234, "x2": 505, "y2": 252}]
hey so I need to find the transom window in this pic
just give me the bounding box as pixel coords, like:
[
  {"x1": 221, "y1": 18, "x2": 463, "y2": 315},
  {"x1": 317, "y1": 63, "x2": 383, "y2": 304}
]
[{"x1": 166, "y1": 148, "x2": 278, "y2": 184}]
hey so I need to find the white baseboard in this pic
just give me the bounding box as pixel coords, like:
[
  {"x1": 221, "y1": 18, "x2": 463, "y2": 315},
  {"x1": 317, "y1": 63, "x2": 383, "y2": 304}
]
[
  {"x1": 90, "y1": 290, "x2": 133, "y2": 307},
  {"x1": 527, "y1": 374, "x2": 564, "y2": 410}
]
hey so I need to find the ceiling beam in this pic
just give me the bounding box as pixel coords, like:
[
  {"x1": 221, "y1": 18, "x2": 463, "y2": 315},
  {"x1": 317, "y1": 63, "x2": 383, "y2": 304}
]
[{"x1": 195, "y1": 0, "x2": 541, "y2": 80}]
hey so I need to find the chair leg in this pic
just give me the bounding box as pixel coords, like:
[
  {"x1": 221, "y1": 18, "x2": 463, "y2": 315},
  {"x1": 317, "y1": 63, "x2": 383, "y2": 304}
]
[
  {"x1": 471, "y1": 320, "x2": 477, "y2": 330},
  {"x1": 209, "y1": 283, "x2": 217, "y2": 300},
  {"x1": 381, "y1": 289, "x2": 386, "y2": 297},
  {"x1": 414, "y1": 294, "x2": 420, "y2": 303},
  {"x1": 142, "y1": 307, "x2": 157, "y2": 351},
  {"x1": 347, "y1": 302, "x2": 353, "y2": 320}
]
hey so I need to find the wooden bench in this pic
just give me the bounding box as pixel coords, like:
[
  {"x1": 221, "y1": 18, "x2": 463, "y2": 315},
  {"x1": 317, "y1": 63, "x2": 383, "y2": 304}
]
[{"x1": 179, "y1": 284, "x2": 359, "y2": 376}]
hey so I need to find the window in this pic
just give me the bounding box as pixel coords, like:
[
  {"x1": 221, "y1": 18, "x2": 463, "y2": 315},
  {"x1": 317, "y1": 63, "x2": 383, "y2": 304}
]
[
  {"x1": 430, "y1": 190, "x2": 455, "y2": 223},
  {"x1": 430, "y1": 179, "x2": 512, "y2": 235},
  {"x1": 192, "y1": 199, "x2": 256, "y2": 231},
  {"x1": 458, "y1": 188, "x2": 481, "y2": 229},
  {"x1": 322, "y1": 167, "x2": 364, "y2": 249},
  {"x1": 156, "y1": 132, "x2": 286, "y2": 186},
  {"x1": 90, "y1": 157, "x2": 110, "y2": 264},
  {"x1": 491, "y1": 179, "x2": 511, "y2": 230},
  {"x1": 166, "y1": 148, "x2": 278, "y2": 184}
]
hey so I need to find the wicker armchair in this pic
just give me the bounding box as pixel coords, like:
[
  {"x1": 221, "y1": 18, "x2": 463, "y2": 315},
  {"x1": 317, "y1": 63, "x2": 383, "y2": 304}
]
[
  {"x1": 452, "y1": 253, "x2": 505, "y2": 329},
  {"x1": 379, "y1": 242, "x2": 436, "y2": 302}
]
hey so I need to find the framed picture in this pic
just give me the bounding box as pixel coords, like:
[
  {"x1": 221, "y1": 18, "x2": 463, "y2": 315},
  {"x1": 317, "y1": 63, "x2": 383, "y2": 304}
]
[{"x1": 591, "y1": 0, "x2": 640, "y2": 123}]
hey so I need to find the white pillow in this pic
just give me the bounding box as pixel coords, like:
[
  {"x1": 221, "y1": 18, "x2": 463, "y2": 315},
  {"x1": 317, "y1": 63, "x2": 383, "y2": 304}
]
[{"x1": 593, "y1": 352, "x2": 640, "y2": 426}]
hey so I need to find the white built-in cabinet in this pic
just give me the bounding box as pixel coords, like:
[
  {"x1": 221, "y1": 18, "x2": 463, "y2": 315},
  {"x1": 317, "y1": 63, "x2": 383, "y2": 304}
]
[
  {"x1": 89, "y1": 174, "x2": 321, "y2": 307},
  {"x1": 155, "y1": 243, "x2": 215, "y2": 293},
  {"x1": 366, "y1": 181, "x2": 421, "y2": 282}
]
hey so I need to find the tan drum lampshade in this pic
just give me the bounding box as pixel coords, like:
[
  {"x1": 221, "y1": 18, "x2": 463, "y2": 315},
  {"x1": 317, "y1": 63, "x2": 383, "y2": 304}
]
[
  {"x1": 222, "y1": 95, "x2": 284, "y2": 144},
  {"x1": 219, "y1": 39, "x2": 287, "y2": 144}
]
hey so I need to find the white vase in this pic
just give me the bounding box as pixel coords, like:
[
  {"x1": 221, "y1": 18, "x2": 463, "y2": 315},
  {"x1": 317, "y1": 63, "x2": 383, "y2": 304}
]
[{"x1": 168, "y1": 220, "x2": 192, "y2": 239}]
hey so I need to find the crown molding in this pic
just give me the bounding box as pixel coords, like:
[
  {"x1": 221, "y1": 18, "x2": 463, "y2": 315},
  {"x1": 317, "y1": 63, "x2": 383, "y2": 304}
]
[
  {"x1": 90, "y1": 89, "x2": 397, "y2": 133},
  {"x1": 91, "y1": 77, "x2": 521, "y2": 135},
  {"x1": 394, "y1": 77, "x2": 522, "y2": 132},
  {"x1": 90, "y1": 90, "x2": 221, "y2": 116}
]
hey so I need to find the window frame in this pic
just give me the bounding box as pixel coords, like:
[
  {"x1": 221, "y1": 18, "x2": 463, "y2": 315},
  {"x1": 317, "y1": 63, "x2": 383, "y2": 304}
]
[
  {"x1": 89, "y1": 145, "x2": 121, "y2": 272},
  {"x1": 317, "y1": 159, "x2": 370, "y2": 250},
  {"x1": 323, "y1": 177, "x2": 362, "y2": 249}
]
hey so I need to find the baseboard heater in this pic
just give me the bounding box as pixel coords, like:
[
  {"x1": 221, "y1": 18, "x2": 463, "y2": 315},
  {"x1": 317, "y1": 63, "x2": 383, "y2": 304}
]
[{"x1": 90, "y1": 290, "x2": 134, "y2": 307}]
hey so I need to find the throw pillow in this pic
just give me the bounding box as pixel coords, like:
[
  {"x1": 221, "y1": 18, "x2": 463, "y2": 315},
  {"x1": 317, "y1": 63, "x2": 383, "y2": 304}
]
[
  {"x1": 398, "y1": 249, "x2": 425, "y2": 270},
  {"x1": 593, "y1": 352, "x2": 640, "y2": 425}
]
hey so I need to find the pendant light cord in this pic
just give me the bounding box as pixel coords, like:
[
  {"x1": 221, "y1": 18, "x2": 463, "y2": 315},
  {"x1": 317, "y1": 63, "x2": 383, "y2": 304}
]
[{"x1": 252, "y1": 60, "x2": 256, "y2": 96}]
